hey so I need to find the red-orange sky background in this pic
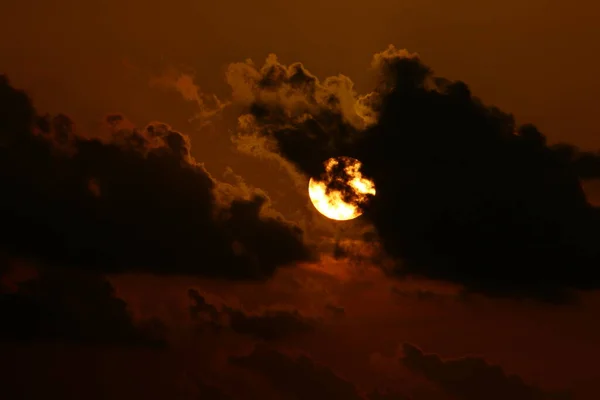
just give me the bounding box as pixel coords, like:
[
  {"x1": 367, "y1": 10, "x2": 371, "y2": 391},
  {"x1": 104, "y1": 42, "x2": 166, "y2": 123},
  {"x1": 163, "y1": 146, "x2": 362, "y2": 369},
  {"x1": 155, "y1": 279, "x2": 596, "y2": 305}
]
[
  {"x1": 3, "y1": 0, "x2": 599, "y2": 148},
  {"x1": 2, "y1": 1, "x2": 600, "y2": 399}
]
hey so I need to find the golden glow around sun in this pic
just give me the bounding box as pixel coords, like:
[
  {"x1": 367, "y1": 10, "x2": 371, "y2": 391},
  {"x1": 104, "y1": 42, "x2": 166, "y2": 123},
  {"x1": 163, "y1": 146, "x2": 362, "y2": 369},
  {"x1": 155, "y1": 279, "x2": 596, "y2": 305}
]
[{"x1": 308, "y1": 157, "x2": 376, "y2": 221}]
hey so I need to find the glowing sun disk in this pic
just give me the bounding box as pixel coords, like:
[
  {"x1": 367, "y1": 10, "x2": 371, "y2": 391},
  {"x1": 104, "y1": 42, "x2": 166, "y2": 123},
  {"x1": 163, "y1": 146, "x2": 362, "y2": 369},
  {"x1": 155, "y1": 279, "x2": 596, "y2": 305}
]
[{"x1": 308, "y1": 157, "x2": 375, "y2": 221}]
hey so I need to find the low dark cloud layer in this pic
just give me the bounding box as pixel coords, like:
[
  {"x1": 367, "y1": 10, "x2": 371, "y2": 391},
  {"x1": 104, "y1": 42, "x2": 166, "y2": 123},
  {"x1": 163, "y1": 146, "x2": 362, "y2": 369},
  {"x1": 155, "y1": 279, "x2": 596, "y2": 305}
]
[
  {"x1": 1, "y1": 262, "x2": 585, "y2": 399},
  {"x1": 0, "y1": 268, "x2": 163, "y2": 346},
  {"x1": 0, "y1": 75, "x2": 312, "y2": 280},
  {"x1": 189, "y1": 288, "x2": 314, "y2": 341},
  {"x1": 231, "y1": 48, "x2": 600, "y2": 301},
  {"x1": 230, "y1": 344, "x2": 365, "y2": 400},
  {"x1": 401, "y1": 343, "x2": 570, "y2": 400},
  {"x1": 229, "y1": 343, "x2": 564, "y2": 400}
]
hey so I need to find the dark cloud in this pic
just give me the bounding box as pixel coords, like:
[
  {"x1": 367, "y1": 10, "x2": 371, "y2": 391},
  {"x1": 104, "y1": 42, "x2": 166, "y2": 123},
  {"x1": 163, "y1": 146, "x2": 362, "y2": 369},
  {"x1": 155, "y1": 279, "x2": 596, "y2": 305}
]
[
  {"x1": 232, "y1": 48, "x2": 600, "y2": 301},
  {"x1": 311, "y1": 156, "x2": 376, "y2": 214},
  {"x1": 195, "y1": 381, "x2": 235, "y2": 400},
  {"x1": 401, "y1": 343, "x2": 570, "y2": 400},
  {"x1": 367, "y1": 391, "x2": 411, "y2": 400},
  {"x1": 0, "y1": 268, "x2": 163, "y2": 346},
  {"x1": 325, "y1": 303, "x2": 345, "y2": 318},
  {"x1": 551, "y1": 142, "x2": 600, "y2": 179},
  {"x1": 189, "y1": 288, "x2": 314, "y2": 341},
  {"x1": 391, "y1": 287, "x2": 442, "y2": 302},
  {"x1": 0, "y1": 75, "x2": 313, "y2": 280},
  {"x1": 229, "y1": 344, "x2": 364, "y2": 400}
]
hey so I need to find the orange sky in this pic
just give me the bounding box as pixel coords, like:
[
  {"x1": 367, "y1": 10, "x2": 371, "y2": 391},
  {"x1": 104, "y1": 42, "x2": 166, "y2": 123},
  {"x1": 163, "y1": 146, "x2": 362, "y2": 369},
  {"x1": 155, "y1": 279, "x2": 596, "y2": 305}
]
[
  {"x1": 2, "y1": 2, "x2": 600, "y2": 399},
  {"x1": 2, "y1": 0, "x2": 599, "y2": 148}
]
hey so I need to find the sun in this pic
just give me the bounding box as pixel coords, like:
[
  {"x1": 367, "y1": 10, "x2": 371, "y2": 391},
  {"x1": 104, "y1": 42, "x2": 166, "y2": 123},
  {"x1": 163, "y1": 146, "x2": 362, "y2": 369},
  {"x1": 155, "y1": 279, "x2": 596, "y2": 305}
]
[{"x1": 308, "y1": 157, "x2": 376, "y2": 221}]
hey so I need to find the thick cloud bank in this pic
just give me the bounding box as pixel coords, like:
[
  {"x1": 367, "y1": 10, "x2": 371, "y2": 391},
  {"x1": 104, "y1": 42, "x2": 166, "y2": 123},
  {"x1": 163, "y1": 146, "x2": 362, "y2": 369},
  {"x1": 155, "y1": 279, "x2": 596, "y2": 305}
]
[
  {"x1": 0, "y1": 75, "x2": 312, "y2": 280},
  {"x1": 230, "y1": 47, "x2": 600, "y2": 301}
]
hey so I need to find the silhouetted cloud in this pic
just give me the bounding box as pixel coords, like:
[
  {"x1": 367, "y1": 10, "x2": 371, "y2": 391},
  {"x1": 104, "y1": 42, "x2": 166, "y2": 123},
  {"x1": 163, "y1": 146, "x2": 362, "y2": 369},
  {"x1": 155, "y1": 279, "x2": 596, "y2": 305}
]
[
  {"x1": 401, "y1": 343, "x2": 570, "y2": 400},
  {"x1": 325, "y1": 303, "x2": 345, "y2": 318},
  {"x1": 195, "y1": 381, "x2": 235, "y2": 400},
  {"x1": 230, "y1": 344, "x2": 364, "y2": 400},
  {"x1": 367, "y1": 390, "x2": 411, "y2": 400},
  {"x1": 0, "y1": 268, "x2": 163, "y2": 346},
  {"x1": 230, "y1": 47, "x2": 600, "y2": 301},
  {"x1": 0, "y1": 75, "x2": 313, "y2": 280},
  {"x1": 189, "y1": 289, "x2": 314, "y2": 341}
]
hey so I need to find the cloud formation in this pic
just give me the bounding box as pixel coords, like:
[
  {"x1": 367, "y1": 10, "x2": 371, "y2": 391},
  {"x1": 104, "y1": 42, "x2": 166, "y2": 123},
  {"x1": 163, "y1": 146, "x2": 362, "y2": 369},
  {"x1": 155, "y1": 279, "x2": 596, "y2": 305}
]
[
  {"x1": 0, "y1": 268, "x2": 163, "y2": 346},
  {"x1": 228, "y1": 46, "x2": 600, "y2": 301},
  {"x1": 189, "y1": 288, "x2": 315, "y2": 341},
  {"x1": 401, "y1": 343, "x2": 570, "y2": 400},
  {"x1": 0, "y1": 75, "x2": 312, "y2": 279},
  {"x1": 230, "y1": 344, "x2": 365, "y2": 400},
  {"x1": 2, "y1": 46, "x2": 598, "y2": 399}
]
